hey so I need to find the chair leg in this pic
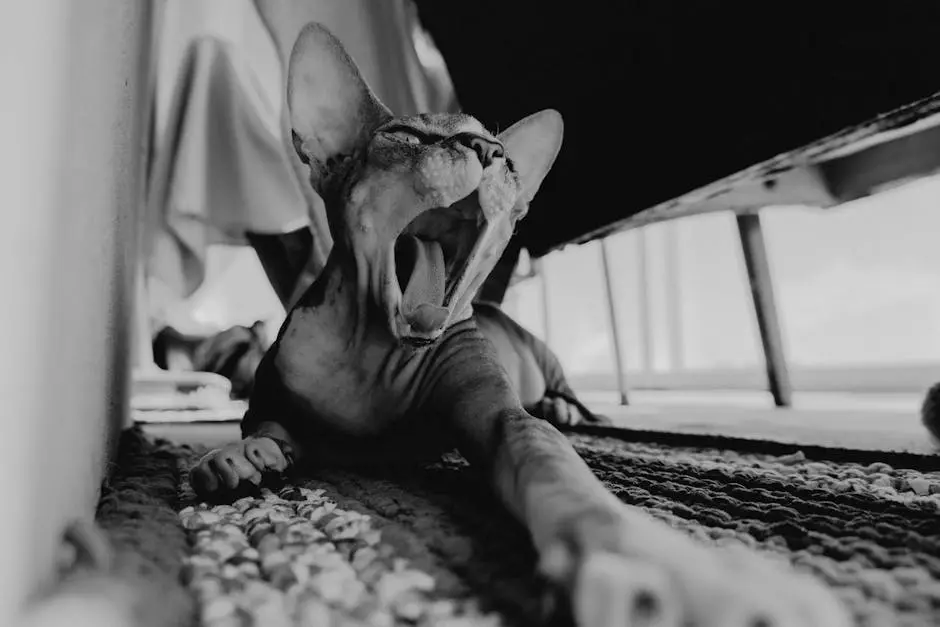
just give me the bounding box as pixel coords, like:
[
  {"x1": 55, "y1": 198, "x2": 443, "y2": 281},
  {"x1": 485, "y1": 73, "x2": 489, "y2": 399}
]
[
  {"x1": 600, "y1": 239, "x2": 629, "y2": 405},
  {"x1": 736, "y1": 212, "x2": 793, "y2": 407}
]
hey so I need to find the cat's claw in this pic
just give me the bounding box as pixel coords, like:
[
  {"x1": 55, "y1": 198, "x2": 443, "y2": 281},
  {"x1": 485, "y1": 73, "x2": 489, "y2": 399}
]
[{"x1": 574, "y1": 553, "x2": 680, "y2": 627}]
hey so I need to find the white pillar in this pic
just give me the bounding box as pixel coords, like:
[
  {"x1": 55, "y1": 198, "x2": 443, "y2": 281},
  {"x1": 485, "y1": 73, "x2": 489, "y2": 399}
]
[{"x1": 0, "y1": 1, "x2": 155, "y2": 620}]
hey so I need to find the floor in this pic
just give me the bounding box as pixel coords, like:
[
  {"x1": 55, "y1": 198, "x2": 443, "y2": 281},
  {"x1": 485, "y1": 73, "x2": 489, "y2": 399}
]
[
  {"x1": 596, "y1": 403, "x2": 936, "y2": 454},
  {"x1": 142, "y1": 395, "x2": 939, "y2": 457},
  {"x1": 570, "y1": 389, "x2": 935, "y2": 455}
]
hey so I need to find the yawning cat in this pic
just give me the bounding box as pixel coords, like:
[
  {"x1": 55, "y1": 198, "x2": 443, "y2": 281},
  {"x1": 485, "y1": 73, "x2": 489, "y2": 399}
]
[{"x1": 190, "y1": 22, "x2": 849, "y2": 626}]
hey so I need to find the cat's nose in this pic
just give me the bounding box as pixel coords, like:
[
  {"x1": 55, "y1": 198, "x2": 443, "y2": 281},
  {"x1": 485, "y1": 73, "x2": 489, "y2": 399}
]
[{"x1": 455, "y1": 133, "x2": 504, "y2": 168}]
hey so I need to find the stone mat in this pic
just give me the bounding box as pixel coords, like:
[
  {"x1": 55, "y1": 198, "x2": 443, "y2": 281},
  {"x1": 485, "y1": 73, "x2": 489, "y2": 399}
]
[{"x1": 99, "y1": 426, "x2": 940, "y2": 626}]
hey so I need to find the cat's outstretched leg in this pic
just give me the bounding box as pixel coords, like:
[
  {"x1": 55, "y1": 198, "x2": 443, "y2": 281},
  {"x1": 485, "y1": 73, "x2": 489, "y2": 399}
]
[
  {"x1": 428, "y1": 334, "x2": 849, "y2": 627},
  {"x1": 538, "y1": 488, "x2": 849, "y2": 627},
  {"x1": 486, "y1": 412, "x2": 847, "y2": 626},
  {"x1": 189, "y1": 421, "x2": 298, "y2": 500}
]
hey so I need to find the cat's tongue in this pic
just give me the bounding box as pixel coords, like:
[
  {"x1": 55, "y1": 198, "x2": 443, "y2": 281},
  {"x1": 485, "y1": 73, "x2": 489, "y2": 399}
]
[{"x1": 398, "y1": 234, "x2": 449, "y2": 333}]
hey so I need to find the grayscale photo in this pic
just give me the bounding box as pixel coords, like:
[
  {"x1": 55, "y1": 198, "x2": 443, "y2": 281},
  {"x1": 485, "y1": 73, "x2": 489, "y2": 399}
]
[{"x1": 4, "y1": 1, "x2": 940, "y2": 626}]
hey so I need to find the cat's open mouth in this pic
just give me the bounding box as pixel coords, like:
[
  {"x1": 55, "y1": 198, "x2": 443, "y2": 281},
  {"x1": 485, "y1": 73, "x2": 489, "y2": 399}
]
[{"x1": 392, "y1": 192, "x2": 485, "y2": 344}]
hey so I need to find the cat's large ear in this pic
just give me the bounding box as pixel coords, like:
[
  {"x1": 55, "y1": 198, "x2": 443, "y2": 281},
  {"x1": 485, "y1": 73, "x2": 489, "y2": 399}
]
[
  {"x1": 498, "y1": 109, "x2": 564, "y2": 202},
  {"x1": 287, "y1": 23, "x2": 392, "y2": 193}
]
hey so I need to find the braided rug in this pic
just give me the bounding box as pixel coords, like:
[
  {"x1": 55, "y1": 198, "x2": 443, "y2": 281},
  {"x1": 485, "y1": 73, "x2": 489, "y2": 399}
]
[{"x1": 99, "y1": 425, "x2": 940, "y2": 626}]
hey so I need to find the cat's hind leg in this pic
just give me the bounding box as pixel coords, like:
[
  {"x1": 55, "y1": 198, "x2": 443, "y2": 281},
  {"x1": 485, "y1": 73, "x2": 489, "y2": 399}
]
[{"x1": 528, "y1": 390, "x2": 612, "y2": 427}]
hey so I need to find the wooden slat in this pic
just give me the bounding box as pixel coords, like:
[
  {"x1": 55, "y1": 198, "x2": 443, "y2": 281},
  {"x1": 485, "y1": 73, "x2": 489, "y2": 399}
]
[{"x1": 573, "y1": 92, "x2": 940, "y2": 244}]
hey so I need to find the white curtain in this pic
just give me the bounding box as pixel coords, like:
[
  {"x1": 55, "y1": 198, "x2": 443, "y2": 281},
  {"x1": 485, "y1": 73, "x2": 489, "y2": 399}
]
[{"x1": 144, "y1": 0, "x2": 458, "y2": 336}]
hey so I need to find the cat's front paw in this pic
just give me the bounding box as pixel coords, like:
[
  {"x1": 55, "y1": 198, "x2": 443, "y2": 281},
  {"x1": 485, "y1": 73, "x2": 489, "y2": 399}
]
[
  {"x1": 189, "y1": 436, "x2": 291, "y2": 501},
  {"x1": 540, "y1": 507, "x2": 849, "y2": 627}
]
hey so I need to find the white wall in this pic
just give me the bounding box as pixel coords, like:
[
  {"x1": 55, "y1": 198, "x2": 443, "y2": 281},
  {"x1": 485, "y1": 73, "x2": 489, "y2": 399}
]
[{"x1": 0, "y1": 1, "x2": 154, "y2": 620}]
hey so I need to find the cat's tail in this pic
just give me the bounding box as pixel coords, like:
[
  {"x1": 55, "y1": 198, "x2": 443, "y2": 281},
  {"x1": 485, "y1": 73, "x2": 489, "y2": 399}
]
[{"x1": 920, "y1": 381, "x2": 940, "y2": 444}]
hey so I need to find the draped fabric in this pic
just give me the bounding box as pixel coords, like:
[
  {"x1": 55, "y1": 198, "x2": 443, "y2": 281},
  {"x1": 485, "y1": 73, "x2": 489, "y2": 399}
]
[{"x1": 145, "y1": 0, "x2": 459, "y2": 326}]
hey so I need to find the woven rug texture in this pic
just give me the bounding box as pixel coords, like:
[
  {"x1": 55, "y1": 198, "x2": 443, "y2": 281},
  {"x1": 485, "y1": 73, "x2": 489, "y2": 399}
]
[{"x1": 98, "y1": 426, "x2": 940, "y2": 626}]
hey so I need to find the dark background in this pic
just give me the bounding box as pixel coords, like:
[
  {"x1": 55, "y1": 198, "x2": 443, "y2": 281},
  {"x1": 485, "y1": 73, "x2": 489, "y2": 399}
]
[{"x1": 413, "y1": 1, "x2": 940, "y2": 257}]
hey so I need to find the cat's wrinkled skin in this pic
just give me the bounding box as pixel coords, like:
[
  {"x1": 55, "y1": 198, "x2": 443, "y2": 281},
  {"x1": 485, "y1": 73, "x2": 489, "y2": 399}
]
[
  {"x1": 473, "y1": 301, "x2": 609, "y2": 427},
  {"x1": 190, "y1": 23, "x2": 850, "y2": 627}
]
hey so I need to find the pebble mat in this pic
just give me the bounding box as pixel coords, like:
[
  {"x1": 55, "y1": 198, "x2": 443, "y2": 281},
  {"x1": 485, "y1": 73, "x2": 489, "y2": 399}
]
[
  {"x1": 106, "y1": 426, "x2": 940, "y2": 626},
  {"x1": 177, "y1": 445, "x2": 526, "y2": 627}
]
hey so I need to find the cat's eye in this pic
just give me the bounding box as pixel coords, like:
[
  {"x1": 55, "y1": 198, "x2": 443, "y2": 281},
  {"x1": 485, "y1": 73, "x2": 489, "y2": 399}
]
[{"x1": 386, "y1": 131, "x2": 422, "y2": 145}]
